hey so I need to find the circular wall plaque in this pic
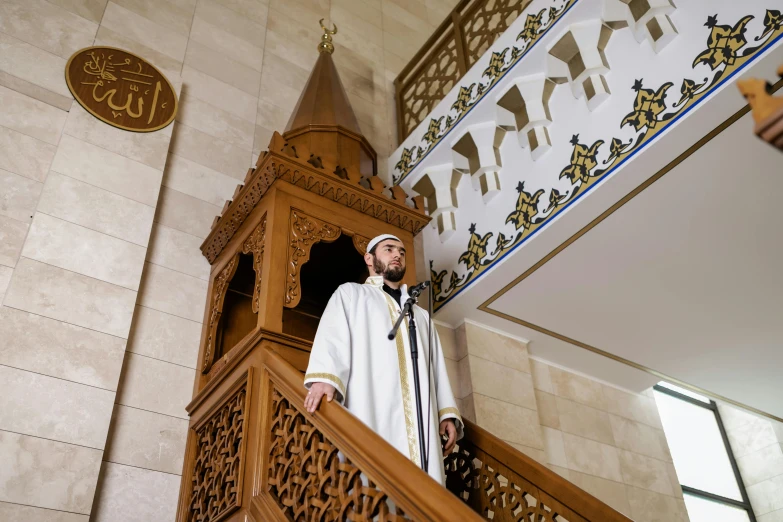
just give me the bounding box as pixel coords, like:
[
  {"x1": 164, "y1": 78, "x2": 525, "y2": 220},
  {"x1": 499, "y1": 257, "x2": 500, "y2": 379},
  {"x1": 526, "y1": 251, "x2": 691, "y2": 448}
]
[{"x1": 65, "y1": 46, "x2": 178, "y2": 132}]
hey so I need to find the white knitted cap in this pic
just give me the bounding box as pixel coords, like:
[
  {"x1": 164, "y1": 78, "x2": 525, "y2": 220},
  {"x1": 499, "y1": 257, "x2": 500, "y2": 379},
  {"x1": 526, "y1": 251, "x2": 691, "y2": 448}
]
[{"x1": 366, "y1": 234, "x2": 402, "y2": 253}]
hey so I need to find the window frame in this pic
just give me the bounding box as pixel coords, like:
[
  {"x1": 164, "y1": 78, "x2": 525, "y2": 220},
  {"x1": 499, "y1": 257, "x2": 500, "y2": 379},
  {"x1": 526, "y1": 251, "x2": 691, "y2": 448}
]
[{"x1": 653, "y1": 384, "x2": 757, "y2": 522}]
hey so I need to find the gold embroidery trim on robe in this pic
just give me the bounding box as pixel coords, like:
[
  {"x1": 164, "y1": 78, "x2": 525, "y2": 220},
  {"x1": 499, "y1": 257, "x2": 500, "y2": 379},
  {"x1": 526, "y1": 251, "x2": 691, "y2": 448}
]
[
  {"x1": 304, "y1": 372, "x2": 346, "y2": 398},
  {"x1": 438, "y1": 407, "x2": 462, "y2": 421},
  {"x1": 379, "y1": 289, "x2": 420, "y2": 467}
]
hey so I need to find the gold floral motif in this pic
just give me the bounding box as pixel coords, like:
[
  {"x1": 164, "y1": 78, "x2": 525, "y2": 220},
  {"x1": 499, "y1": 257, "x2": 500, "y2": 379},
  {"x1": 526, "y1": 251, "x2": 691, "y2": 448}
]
[
  {"x1": 458, "y1": 224, "x2": 493, "y2": 272},
  {"x1": 693, "y1": 14, "x2": 754, "y2": 70},
  {"x1": 506, "y1": 181, "x2": 544, "y2": 232},
  {"x1": 622, "y1": 79, "x2": 674, "y2": 131},
  {"x1": 559, "y1": 134, "x2": 604, "y2": 185}
]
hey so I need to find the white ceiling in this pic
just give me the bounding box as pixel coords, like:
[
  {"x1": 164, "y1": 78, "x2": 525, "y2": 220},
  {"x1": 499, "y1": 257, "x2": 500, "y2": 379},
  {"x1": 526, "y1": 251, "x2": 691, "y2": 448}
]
[{"x1": 430, "y1": 44, "x2": 783, "y2": 420}]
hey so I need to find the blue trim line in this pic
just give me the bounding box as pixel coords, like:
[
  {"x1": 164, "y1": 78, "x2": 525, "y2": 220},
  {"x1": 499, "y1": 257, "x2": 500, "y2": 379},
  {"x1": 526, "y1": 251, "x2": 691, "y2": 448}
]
[{"x1": 438, "y1": 31, "x2": 783, "y2": 310}]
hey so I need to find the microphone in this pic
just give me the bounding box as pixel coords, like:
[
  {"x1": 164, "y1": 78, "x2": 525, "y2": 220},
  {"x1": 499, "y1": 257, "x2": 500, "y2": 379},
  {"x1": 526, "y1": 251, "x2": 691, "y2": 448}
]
[{"x1": 408, "y1": 280, "x2": 430, "y2": 296}]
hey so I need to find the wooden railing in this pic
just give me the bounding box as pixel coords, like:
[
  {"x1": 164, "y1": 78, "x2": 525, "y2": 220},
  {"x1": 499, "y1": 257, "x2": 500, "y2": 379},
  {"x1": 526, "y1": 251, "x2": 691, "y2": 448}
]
[
  {"x1": 178, "y1": 329, "x2": 631, "y2": 521},
  {"x1": 447, "y1": 421, "x2": 633, "y2": 521},
  {"x1": 394, "y1": 0, "x2": 534, "y2": 142}
]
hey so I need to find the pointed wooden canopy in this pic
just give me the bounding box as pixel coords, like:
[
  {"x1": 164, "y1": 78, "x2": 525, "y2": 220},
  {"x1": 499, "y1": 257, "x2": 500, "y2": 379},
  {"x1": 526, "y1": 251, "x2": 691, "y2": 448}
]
[{"x1": 282, "y1": 20, "x2": 377, "y2": 176}]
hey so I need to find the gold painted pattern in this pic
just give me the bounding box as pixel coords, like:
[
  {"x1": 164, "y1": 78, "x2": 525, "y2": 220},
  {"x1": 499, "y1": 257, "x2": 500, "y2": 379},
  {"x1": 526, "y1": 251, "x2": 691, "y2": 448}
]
[
  {"x1": 377, "y1": 286, "x2": 420, "y2": 467},
  {"x1": 304, "y1": 372, "x2": 346, "y2": 398}
]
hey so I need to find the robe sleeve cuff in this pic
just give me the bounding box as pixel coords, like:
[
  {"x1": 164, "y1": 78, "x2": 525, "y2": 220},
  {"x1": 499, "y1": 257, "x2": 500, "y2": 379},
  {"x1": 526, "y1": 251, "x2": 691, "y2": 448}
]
[
  {"x1": 304, "y1": 373, "x2": 346, "y2": 403},
  {"x1": 438, "y1": 407, "x2": 464, "y2": 441}
]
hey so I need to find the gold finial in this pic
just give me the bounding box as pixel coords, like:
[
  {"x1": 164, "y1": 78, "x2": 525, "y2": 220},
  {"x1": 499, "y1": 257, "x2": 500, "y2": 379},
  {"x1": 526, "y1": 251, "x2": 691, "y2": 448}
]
[{"x1": 318, "y1": 18, "x2": 338, "y2": 54}]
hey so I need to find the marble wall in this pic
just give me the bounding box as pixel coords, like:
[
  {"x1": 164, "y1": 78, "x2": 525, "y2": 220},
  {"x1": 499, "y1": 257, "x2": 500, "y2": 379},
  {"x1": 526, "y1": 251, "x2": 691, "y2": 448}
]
[
  {"x1": 437, "y1": 321, "x2": 690, "y2": 522},
  {"x1": 719, "y1": 403, "x2": 783, "y2": 521},
  {"x1": 0, "y1": 0, "x2": 459, "y2": 519}
]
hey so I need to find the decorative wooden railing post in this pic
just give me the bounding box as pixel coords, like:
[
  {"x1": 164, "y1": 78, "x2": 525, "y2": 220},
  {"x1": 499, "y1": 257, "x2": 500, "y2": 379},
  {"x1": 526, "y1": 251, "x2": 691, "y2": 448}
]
[{"x1": 452, "y1": 11, "x2": 469, "y2": 76}]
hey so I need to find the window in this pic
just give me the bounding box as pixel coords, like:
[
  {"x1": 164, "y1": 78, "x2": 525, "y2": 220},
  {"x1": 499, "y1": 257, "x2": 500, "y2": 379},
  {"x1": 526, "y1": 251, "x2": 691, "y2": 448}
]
[{"x1": 653, "y1": 383, "x2": 756, "y2": 522}]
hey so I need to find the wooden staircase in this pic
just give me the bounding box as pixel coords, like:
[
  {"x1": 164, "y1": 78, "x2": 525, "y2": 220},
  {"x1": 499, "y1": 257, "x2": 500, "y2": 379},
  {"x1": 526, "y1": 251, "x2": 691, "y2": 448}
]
[{"x1": 176, "y1": 329, "x2": 631, "y2": 522}]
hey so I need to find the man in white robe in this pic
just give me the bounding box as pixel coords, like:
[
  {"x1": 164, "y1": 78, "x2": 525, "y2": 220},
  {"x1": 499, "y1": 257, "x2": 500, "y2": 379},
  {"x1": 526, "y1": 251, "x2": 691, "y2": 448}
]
[{"x1": 303, "y1": 234, "x2": 463, "y2": 484}]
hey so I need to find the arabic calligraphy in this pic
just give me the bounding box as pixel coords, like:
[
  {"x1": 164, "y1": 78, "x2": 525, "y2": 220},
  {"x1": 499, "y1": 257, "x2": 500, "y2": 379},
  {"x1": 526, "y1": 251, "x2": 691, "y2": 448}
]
[{"x1": 65, "y1": 46, "x2": 177, "y2": 132}]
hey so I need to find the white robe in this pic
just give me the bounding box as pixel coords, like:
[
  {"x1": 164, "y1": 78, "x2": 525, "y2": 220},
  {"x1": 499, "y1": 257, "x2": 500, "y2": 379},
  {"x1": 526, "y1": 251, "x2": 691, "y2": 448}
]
[{"x1": 304, "y1": 276, "x2": 464, "y2": 484}]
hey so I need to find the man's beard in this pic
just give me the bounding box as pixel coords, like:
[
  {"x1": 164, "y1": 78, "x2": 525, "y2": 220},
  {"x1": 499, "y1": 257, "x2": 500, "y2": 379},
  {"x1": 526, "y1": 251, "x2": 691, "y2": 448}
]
[{"x1": 373, "y1": 255, "x2": 405, "y2": 283}]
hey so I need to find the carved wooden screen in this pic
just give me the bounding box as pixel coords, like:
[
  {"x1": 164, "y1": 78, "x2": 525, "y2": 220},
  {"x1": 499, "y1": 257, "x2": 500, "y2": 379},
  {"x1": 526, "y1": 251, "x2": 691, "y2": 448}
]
[
  {"x1": 445, "y1": 437, "x2": 586, "y2": 522},
  {"x1": 188, "y1": 369, "x2": 251, "y2": 522},
  {"x1": 461, "y1": 0, "x2": 532, "y2": 67},
  {"x1": 394, "y1": 0, "x2": 532, "y2": 141},
  {"x1": 266, "y1": 387, "x2": 411, "y2": 521}
]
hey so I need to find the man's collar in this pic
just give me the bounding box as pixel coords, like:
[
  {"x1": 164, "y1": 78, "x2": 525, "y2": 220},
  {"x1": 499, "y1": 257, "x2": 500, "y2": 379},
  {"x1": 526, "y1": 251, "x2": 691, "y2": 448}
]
[{"x1": 365, "y1": 276, "x2": 384, "y2": 287}]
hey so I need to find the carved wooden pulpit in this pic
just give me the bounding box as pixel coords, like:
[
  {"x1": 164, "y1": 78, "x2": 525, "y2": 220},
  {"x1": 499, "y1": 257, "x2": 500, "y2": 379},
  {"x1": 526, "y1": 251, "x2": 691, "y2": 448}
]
[{"x1": 175, "y1": 22, "x2": 432, "y2": 522}]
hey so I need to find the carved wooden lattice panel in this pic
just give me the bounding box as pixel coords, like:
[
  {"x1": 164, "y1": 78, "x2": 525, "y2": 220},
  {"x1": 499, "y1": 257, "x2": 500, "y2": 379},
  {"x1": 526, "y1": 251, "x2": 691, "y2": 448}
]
[
  {"x1": 266, "y1": 388, "x2": 411, "y2": 521},
  {"x1": 189, "y1": 374, "x2": 249, "y2": 522},
  {"x1": 400, "y1": 36, "x2": 461, "y2": 139},
  {"x1": 445, "y1": 444, "x2": 579, "y2": 522},
  {"x1": 462, "y1": 0, "x2": 532, "y2": 67}
]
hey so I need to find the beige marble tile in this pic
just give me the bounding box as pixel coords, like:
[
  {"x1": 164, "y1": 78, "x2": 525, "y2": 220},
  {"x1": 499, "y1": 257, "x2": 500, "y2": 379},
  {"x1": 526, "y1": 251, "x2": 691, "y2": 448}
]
[
  {"x1": 38, "y1": 172, "x2": 156, "y2": 247},
  {"x1": 617, "y1": 449, "x2": 675, "y2": 496},
  {"x1": 603, "y1": 384, "x2": 663, "y2": 429},
  {"x1": 104, "y1": 405, "x2": 189, "y2": 474},
  {"x1": 63, "y1": 103, "x2": 171, "y2": 172},
  {"x1": 747, "y1": 473, "x2": 783, "y2": 515},
  {"x1": 557, "y1": 396, "x2": 615, "y2": 446},
  {"x1": 196, "y1": 0, "x2": 267, "y2": 48},
  {"x1": 264, "y1": 11, "x2": 322, "y2": 73},
  {"x1": 609, "y1": 414, "x2": 671, "y2": 462},
  {"x1": 0, "y1": 501, "x2": 88, "y2": 522},
  {"x1": 535, "y1": 389, "x2": 560, "y2": 429},
  {"x1": 561, "y1": 432, "x2": 623, "y2": 482},
  {"x1": 147, "y1": 224, "x2": 210, "y2": 280},
  {"x1": 727, "y1": 414, "x2": 780, "y2": 458},
  {"x1": 4, "y1": 258, "x2": 137, "y2": 338},
  {"x1": 332, "y1": 0, "x2": 381, "y2": 27},
  {"x1": 443, "y1": 356, "x2": 461, "y2": 399},
  {"x1": 383, "y1": 0, "x2": 430, "y2": 23},
  {"x1": 758, "y1": 510, "x2": 783, "y2": 522},
  {"x1": 0, "y1": 125, "x2": 57, "y2": 182},
  {"x1": 185, "y1": 40, "x2": 262, "y2": 97},
  {"x1": 169, "y1": 122, "x2": 252, "y2": 180},
  {"x1": 0, "y1": 0, "x2": 97, "y2": 59},
  {"x1": 0, "y1": 216, "x2": 28, "y2": 268},
  {"x1": 464, "y1": 322, "x2": 531, "y2": 374},
  {"x1": 425, "y1": 0, "x2": 453, "y2": 25},
  {"x1": 0, "y1": 266, "x2": 11, "y2": 303},
  {"x1": 0, "y1": 307, "x2": 126, "y2": 390},
  {"x1": 461, "y1": 393, "x2": 476, "y2": 423},
  {"x1": 91, "y1": 463, "x2": 181, "y2": 522},
  {"x1": 116, "y1": 352, "x2": 196, "y2": 418},
  {"x1": 382, "y1": 27, "x2": 425, "y2": 65},
  {"x1": 51, "y1": 135, "x2": 163, "y2": 207},
  {"x1": 127, "y1": 305, "x2": 201, "y2": 368},
  {"x1": 547, "y1": 464, "x2": 571, "y2": 481},
  {"x1": 467, "y1": 355, "x2": 537, "y2": 410},
  {"x1": 174, "y1": 92, "x2": 256, "y2": 158},
  {"x1": 138, "y1": 261, "x2": 208, "y2": 322},
  {"x1": 507, "y1": 443, "x2": 546, "y2": 465},
  {"x1": 181, "y1": 66, "x2": 258, "y2": 123},
  {"x1": 189, "y1": 17, "x2": 265, "y2": 72},
  {"x1": 0, "y1": 81, "x2": 69, "y2": 145},
  {"x1": 101, "y1": 2, "x2": 188, "y2": 61},
  {"x1": 0, "y1": 365, "x2": 115, "y2": 449},
  {"x1": 0, "y1": 430, "x2": 102, "y2": 514},
  {"x1": 154, "y1": 186, "x2": 222, "y2": 240},
  {"x1": 736, "y1": 443, "x2": 783, "y2": 487},
  {"x1": 257, "y1": 52, "x2": 310, "y2": 110},
  {"x1": 22, "y1": 213, "x2": 147, "y2": 291},
  {"x1": 0, "y1": 33, "x2": 71, "y2": 99},
  {"x1": 550, "y1": 367, "x2": 606, "y2": 411},
  {"x1": 46, "y1": 0, "x2": 108, "y2": 23},
  {"x1": 0, "y1": 168, "x2": 42, "y2": 223},
  {"x1": 257, "y1": 97, "x2": 296, "y2": 132},
  {"x1": 112, "y1": 0, "x2": 195, "y2": 36},
  {"x1": 0, "y1": 70, "x2": 72, "y2": 111},
  {"x1": 626, "y1": 485, "x2": 689, "y2": 522},
  {"x1": 270, "y1": 0, "x2": 329, "y2": 28},
  {"x1": 530, "y1": 359, "x2": 554, "y2": 393},
  {"x1": 331, "y1": 4, "x2": 384, "y2": 47},
  {"x1": 253, "y1": 125, "x2": 274, "y2": 155},
  {"x1": 93, "y1": 26, "x2": 184, "y2": 82},
  {"x1": 456, "y1": 353, "x2": 472, "y2": 398},
  {"x1": 472, "y1": 393, "x2": 542, "y2": 449},
  {"x1": 568, "y1": 471, "x2": 631, "y2": 516},
  {"x1": 163, "y1": 153, "x2": 238, "y2": 207},
  {"x1": 541, "y1": 426, "x2": 567, "y2": 468},
  {"x1": 436, "y1": 323, "x2": 461, "y2": 360},
  {"x1": 213, "y1": 0, "x2": 269, "y2": 24}
]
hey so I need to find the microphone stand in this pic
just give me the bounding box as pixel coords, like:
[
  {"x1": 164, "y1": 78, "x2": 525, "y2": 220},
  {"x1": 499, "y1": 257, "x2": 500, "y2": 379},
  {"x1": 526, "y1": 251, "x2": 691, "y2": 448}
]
[{"x1": 388, "y1": 286, "x2": 428, "y2": 472}]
